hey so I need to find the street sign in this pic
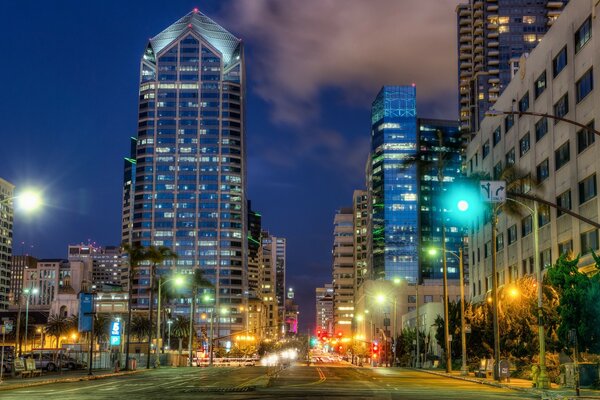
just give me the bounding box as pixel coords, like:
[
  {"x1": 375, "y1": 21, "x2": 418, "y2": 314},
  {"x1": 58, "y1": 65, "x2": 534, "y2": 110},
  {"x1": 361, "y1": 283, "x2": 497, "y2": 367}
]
[
  {"x1": 480, "y1": 180, "x2": 506, "y2": 203},
  {"x1": 3, "y1": 320, "x2": 13, "y2": 333},
  {"x1": 78, "y1": 293, "x2": 94, "y2": 332},
  {"x1": 110, "y1": 321, "x2": 121, "y2": 346}
]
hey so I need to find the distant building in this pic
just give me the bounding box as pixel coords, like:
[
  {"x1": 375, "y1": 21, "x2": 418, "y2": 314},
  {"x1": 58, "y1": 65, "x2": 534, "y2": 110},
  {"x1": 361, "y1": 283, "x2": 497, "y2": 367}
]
[
  {"x1": 456, "y1": 0, "x2": 567, "y2": 134},
  {"x1": 0, "y1": 178, "x2": 14, "y2": 310},
  {"x1": 9, "y1": 255, "x2": 37, "y2": 304},
  {"x1": 402, "y1": 302, "x2": 444, "y2": 358},
  {"x1": 247, "y1": 202, "x2": 262, "y2": 298},
  {"x1": 284, "y1": 288, "x2": 299, "y2": 336},
  {"x1": 353, "y1": 190, "x2": 369, "y2": 293},
  {"x1": 67, "y1": 244, "x2": 127, "y2": 288},
  {"x1": 316, "y1": 284, "x2": 334, "y2": 335},
  {"x1": 332, "y1": 208, "x2": 354, "y2": 336},
  {"x1": 260, "y1": 231, "x2": 280, "y2": 338}
]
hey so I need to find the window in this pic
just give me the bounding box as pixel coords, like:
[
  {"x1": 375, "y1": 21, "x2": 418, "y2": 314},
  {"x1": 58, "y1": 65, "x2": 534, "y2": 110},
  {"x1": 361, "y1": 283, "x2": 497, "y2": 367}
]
[
  {"x1": 556, "y1": 190, "x2": 571, "y2": 217},
  {"x1": 581, "y1": 229, "x2": 599, "y2": 253},
  {"x1": 538, "y1": 204, "x2": 551, "y2": 227},
  {"x1": 521, "y1": 174, "x2": 532, "y2": 193},
  {"x1": 507, "y1": 224, "x2": 517, "y2": 245},
  {"x1": 523, "y1": 16, "x2": 536, "y2": 24},
  {"x1": 424, "y1": 295, "x2": 433, "y2": 303},
  {"x1": 408, "y1": 295, "x2": 416, "y2": 304},
  {"x1": 498, "y1": 16, "x2": 509, "y2": 24},
  {"x1": 496, "y1": 233, "x2": 504, "y2": 251},
  {"x1": 554, "y1": 141, "x2": 570, "y2": 170},
  {"x1": 535, "y1": 71, "x2": 546, "y2": 98},
  {"x1": 576, "y1": 68, "x2": 593, "y2": 103},
  {"x1": 553, "y1": 46, "x2": 567, "y2": 77},
  {"x1": 579, "y1": 174, "x2": 597, "y2": 204},
  {"x1": 536, "y1": 158, "x2": 549, "y2": 182},
  {"x1": 519, "y1": 132, "x2": 530, "y2": 156},
  {"x1": 505, "y1": 115, "x2": 514, "y2": 132},
  {"x1": 575, "y1": 17, "x2": 592, "y2": 53},
  {"x1": 577, "y1": 121, "x2": 595, "y2": 153},
  {"x1": 554, "y1": 94, "x2": 569, "y2": 122},
  {"x1": 484, "y1": 241, "x2": 491, "y2": 258},
  {"x1": 519, "y1": 92, "x2": 530, "y2": 112},
  {"x1": 482, "y1": 140, "x2": 490, "y2": 159},
  {"x1": 540, "y1": 249, "x2": 552, "y2": 270},
  {"x1": 499, "y1": 25, "x2": 509, "y2": 33},
  {"x1": 522, "y1": 215, "x2": 532, "y2": 236},
  {"x1": 524, "y1": 34, "x2": 537, "y2": 42},
  {"x1": 493, "y1": 126, "x2": 502, "y2": 146},
  {"x1": 494, "y1": 162, "x2": 503, "y2": 179},
  {"x1": 535, "y1": 118, "x2": 548, "y2": 141},
  {"x1": 505, "y1": 147, "x2": 515, "y2": 166},
  {"x1": 558, "y1": 240, "x2": 573, "y2": 257}
]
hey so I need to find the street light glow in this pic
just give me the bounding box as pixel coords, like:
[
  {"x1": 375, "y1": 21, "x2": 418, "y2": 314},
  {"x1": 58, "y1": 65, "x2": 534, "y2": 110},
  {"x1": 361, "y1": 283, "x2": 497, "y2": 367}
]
[
  {"x1": 16, "y1": 190, "x2": 43, "y2": 212},
  {"x1": 376, "y1": 294, "x2": 385, "y2": 304},
  {"x1": 173, "y1": 276, "x2": 184, "y2": 286}
]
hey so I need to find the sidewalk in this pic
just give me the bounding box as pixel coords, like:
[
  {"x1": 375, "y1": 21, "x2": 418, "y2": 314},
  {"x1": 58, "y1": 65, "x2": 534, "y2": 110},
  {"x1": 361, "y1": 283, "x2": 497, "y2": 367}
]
[
  {"x1": 0, "y1": 368, "x2": 145, "y2": 391},
  {"x1": 419, "y1": 368, "x2": 600, "y2": 400}
]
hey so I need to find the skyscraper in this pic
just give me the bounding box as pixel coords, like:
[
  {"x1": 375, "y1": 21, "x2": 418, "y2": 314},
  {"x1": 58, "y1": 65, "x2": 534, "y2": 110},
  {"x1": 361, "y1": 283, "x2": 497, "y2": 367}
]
[
  {"x1": 331, "y1": 207, "x2": 354, "y2": 336},
  {"x1": 0, "y1": 178, "x2": 14, "y2": 310},
  {"x1": 457, "y1": 0, "x2": 567, "y2": 134},
  {"x1": 125, "y1": 9, "x2": 246, "y2": 336}
]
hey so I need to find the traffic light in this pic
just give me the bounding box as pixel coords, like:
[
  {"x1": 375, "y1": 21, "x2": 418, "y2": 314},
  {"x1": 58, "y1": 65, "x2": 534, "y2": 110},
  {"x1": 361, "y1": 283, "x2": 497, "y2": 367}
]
[
  {"x1": 338, "y1": 345, "x2": 343, "y2": 352},
  {"x1": 371, "y1": 342, "x2": 379, "y2": 358},
  {"x1": 310, "y1": 336, "x2": 317, "y2": 347},
  {"x1": 445, "y1": 179, "x2": 484, "y2": 224}
]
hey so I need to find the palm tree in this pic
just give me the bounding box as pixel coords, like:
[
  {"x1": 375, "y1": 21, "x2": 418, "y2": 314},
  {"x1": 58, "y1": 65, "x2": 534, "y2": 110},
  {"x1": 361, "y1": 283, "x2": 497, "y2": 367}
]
[
  {"x1": 93, "y1": 314, "x2": 111, "y2": 345},
  {"x1": 145, "y1": 245, "x2": 178, "y2": 368},
  {"x1": 188, "y1": 268, "x2": 213, "y2": 366},
  {"x1": 130, "y1": 315, "x2": 153, "y2": 342},
  {"x1": 122, "y1": 242, "x2": 149, "y2": 370},
  {"x1": 45, "y1": 314, "x2": 70, "y2": 348},
  {"x1": 171, "y1": 315, "x2": 190, "y2": 356}
]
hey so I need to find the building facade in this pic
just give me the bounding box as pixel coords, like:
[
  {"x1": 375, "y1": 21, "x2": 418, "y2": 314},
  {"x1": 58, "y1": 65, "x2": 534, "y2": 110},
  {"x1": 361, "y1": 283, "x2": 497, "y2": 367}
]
[
  {"x1": 68, "y1": 244, "x2": 127, "y2": 288},
  {"x1": 260, "y1": 231, "x2": 280, "y2": 338},
  {"x1": 353, "y1": 190, "x2": 369, "y2": 293},
  {"x1": 9, "y1": 255, "x2": 37, "y2": 304},
  {"x1": 465, "y1": 0, "x2": 598, "y2": 302},
  {"x1": 332, "y1": 208, "x2": 355, "y2": 336},
  {"x1": 457, "y1": 0, "x2": 567, "y2": 134},
  {"x1": 316, "y1": 283, "x2": 334, "y2": 335},
  {"x1": 0, "y1": 178, "x2": 14, "y2": 310},
  {"x1": 124, "y1": 9, "x2": 247, "y2": 336}
]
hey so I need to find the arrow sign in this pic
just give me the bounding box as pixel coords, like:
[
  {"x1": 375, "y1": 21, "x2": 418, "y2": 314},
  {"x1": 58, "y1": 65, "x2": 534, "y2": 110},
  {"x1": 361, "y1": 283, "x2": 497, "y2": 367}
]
[{"x1": 480, "y1": 180, "x2": 506, "y2": 203}]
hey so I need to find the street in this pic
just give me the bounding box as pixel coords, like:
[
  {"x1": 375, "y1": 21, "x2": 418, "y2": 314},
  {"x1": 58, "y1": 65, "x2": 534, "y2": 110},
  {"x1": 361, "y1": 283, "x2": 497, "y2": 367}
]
[{"x1": 1, "y1": 363, "x2": 537, "y2": 399}]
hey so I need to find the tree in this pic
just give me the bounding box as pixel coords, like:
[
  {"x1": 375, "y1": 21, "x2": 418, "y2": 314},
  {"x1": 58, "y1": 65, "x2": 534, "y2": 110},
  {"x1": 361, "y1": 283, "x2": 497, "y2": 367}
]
[
  {"x1": 171, "y1": 315, "x2": 190, "y2": 355},
  {"x1": 188, "y1": 268, "x2": 213, "y2": 365},
  {"x1": 93, "y1": 314, "x2": 111, "y2": 344},
  {"x1": 130, "y1": 315, "x2": 153, "y2": 342},
  {"x1": 45, "y1": 314, "x2": 70, "y2": 348}
]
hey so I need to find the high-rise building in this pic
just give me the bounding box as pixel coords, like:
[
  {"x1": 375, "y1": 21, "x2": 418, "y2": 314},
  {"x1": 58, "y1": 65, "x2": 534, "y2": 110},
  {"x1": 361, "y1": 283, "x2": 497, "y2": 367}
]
[
  {"x1": 457, "y1": 0, "x2": 567, "y2": 134},
  {"x1": 68, "y1": 244, "x2": 127, "y2": 288},
  {"x1": 124, "y1": 9, "x2": 247, "y2": 336},
  {"x1": 332, "y1": 208, "x2": 354, "y2": 336},
  {"x1": 247, "y1": 201, "x2": 262, "y2": 297},
  {"x1": 0, "y1": 178, "x2": 14, "y2": 310},
  {"x1": 274, "y1": 237, "x2": 286, "y2": 334},
  {"x1": 353, "y1": 190, "x2": 369, "y2": 292},
  {"x1": 315, "y1": 283, "x2": 334, "y2": 335},
  {"x1": 368, "y1": 86, "x2": 464, "y2": 282},
  {"x1": 465, "y1": 0, "x2": 599, "y2": 302},
  {"x1": 9, "y1": 255, "x2": 37, "y2": 304},
  {"x1": 260, "y1": 231, "x2": 279, "y2": 338},
  {"x1": 121, "y1": 137, "x2": 137, "y2": 245}
]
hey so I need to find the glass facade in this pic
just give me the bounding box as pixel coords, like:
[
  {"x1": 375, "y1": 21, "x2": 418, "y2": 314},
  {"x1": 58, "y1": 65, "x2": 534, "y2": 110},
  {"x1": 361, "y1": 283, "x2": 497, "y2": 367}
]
[
  {"x1": 370, "y1": 86, "x2": 419, "y2": 281},
  {"x1": 126, "y1": 10, "x2": 246, "y2": 336}
]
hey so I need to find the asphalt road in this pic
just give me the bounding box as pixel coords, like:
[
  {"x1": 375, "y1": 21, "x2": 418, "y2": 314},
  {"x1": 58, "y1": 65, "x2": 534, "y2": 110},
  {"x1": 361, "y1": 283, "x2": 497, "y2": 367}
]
[{"x1": 1, "y1": 363, "x2": 538, "y2": 399}]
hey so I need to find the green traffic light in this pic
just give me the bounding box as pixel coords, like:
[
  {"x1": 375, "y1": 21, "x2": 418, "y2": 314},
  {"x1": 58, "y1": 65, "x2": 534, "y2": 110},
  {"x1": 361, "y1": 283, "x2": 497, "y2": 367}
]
[{"x1": 457, "y1": 200, "x2": 469, "y2": 212}]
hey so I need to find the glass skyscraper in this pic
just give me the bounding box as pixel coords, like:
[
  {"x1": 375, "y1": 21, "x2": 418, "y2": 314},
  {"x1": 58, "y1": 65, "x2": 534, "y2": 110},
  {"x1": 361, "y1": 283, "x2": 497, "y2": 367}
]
[
  {"x1": 369, "y1": 86, "x2": 463, "y2": 282},
  {"x1": 125, "y1": 9, "x2": 246, "y2": 336}
]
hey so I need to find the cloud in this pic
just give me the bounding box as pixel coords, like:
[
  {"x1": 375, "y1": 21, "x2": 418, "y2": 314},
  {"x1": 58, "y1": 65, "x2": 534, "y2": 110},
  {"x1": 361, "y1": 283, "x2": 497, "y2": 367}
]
[{"x1": 226, "y1": 0, "x2": 459, "y2": 125}]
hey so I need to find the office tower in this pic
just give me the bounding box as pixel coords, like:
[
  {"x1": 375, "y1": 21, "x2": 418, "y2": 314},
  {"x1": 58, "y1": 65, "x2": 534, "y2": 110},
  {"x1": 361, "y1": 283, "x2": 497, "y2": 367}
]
[
  {"x1": 68, "y1": 244, "x2": 127, "y2": 288},
  {"x1": 332, "y1": 208, "x2": 354, "y2": 336},
  {"x1": 465, "y1": 0, "x2": 599, "y2": 302},
  {"x1": 260, "y1": 231, "x2": 279, "y2": 338},
  {"x1": 247, "y1": 201, "x2": 262, "y2": 297},
  {"x1": 274, "y1": 237, "x2": 286, "y2": 334},
  {"x1": 315, "y1": 283, "x2": 334, "y2": 335},
  {"x1": 10, "y1": 255, "x2": 37, "y2": 304},
  {"x1": 0, "y1": 178, "x2": 14, "y2": 310},
  {"x1": 368, "y1": 86, "x2": 463, "y2": 282},
  {"x1": 457, "y1": 0, "x2": 567, "y2": 134},
  {"x1": 353, "y1": 190, "x2": 369, "y2": 292},
  {"x1": 284, "y1": 287, "x2": 299, "y2": 335},
  {"x1": 121, "y1": 137, "x2": 137, "y2": 245},
  {"x1": 125, "y1": 9, "x2": 246, "y2": 335}
]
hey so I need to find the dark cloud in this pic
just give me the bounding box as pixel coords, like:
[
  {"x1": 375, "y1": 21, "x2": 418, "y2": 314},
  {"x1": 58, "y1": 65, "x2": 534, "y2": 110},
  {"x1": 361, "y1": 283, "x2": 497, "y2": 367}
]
[{"x1": 227, "y1": 0, "x2": 459, "y2": 125}]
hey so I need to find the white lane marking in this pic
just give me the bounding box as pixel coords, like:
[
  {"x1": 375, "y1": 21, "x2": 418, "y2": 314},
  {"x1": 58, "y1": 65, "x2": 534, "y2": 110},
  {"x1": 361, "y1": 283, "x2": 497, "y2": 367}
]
[{"x1": 57, "y1": 380, "x2": 119, "y2": 393}]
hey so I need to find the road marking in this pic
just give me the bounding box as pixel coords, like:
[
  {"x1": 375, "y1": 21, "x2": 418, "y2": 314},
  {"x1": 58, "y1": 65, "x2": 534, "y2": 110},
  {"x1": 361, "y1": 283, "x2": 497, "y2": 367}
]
[{"x1": 56, "y1": 380, "x2": 118, "y2": 393}]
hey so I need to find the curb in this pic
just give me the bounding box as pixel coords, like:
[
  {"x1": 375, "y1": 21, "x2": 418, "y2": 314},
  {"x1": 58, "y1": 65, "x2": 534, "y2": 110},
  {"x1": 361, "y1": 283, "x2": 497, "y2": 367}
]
[{"x1": 0, "y1": 369, "x2": 145, "y2": 391}]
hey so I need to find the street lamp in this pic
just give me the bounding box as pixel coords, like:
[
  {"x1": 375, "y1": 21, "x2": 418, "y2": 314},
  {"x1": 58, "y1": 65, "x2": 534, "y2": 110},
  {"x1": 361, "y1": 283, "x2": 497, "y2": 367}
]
[
  {"x1": 23, "y1": 287, "x2": 39, "y2": 353},
  {"x1": 166, "y1": 319, "x2": 173, "y2": 351},
  {"x1": 202, "y1": 295, "x2": 216, "y2": 367},
  {"x1": 155, "y1": 274, "x2": 184, "y2": 367}
]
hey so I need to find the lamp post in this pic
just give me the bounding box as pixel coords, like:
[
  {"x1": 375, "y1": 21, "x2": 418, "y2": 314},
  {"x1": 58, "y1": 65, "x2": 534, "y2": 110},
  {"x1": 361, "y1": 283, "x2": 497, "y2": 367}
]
[
  {"x1": 23, "y1": 287, "x2": 39, "y2": 353},
  {"x1": 375, "y1": 294, "x2": 395, "y2": 367},
  {"x1": 167, "y1": 319, "x2": 173, "y2": 351},
  {"x1": 202, "y1": 295, "x2": 216, "y2": 367},
  {"x1": 155, "y1": 275, "x2": 183, "y2": 367}
]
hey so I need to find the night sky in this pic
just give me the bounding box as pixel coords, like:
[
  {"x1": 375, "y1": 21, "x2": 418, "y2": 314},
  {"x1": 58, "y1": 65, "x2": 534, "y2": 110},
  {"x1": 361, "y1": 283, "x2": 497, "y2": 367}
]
[{"x1": 0, "y1": 0, "x2": 458, "y2": 332}]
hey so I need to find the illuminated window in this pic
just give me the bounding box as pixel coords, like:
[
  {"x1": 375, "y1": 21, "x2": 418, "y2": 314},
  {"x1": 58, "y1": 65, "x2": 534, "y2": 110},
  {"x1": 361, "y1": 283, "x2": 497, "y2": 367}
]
[
  {"x1": 523, "y1": 16, "x2": 536, "y2": 24},
  {"x1": 498, "y1": 16, "x2": 509, "y2": 24},
  {"x1": 523, "y1": 34, "x2": 537, "y2": 42},
  {"x1": 499, "y1": 25, "x2": 509, "y2": 33}
]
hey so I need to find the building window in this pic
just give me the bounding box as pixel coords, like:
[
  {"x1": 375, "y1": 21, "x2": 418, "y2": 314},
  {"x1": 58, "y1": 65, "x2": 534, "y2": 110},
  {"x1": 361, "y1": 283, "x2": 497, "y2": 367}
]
[
  {"x1": 538, "y1": 204, "x2": 551, "y2": 227},
  {"x1": 581, "y1": 229, "x2": 599, "y2": 253},
  {"x1": 522, "y1": 215, "x2": 532, "y2": 237},
  {"x1": 424, "y1": 295, "x2": 433, "y2": 303},
  {"x1": 579, "y1": 174, "x2": 597, "y2": 204},
  {"x1": 496, "y1": 233, "x2": 504, "y2": 251},
  {"x1": 499, "y1": 25, "x2": 509, "y2": 33},
  {"x1": 536, "y1": 158, "x2": 549, "y2": 182},
  {"x1": 535, "y1": 118, "x2": 548, "y2": 141},
  {"x1": 508, "y1": 224, "x2": 517, "y2": 245},
  {"x1": 535, "y1": 71, "x2": 547, "y2": 98},
  {"x1": 493, "y1": 126, "x2": 502, "y2": 146},
  {"x1": 482, "y1": 140, "x2": 490, "y2": 159},
  {"x1": 540, "y1": 249, "x2": 552, "y2": 270},
  {"x1": 494, "y1": 162, "x2": 503, "y2": 180},
  {"x1": 519, "y1": 92, "x2": 530, "y2": 112},
  {"x1": 519, "y1": 132, "x2": 530, "y2": 156},
  {"x1": 575, "y1": 17, "x2": 592, "y2": 53},
  {"x1": 523, "y1": 16, "x2": 536, "y2": 24},
  {"x1": 577, "y1": 121, "x2": 595, "y2": 153},
  {"x1": 556, "y1": 190, "x2": 571, "y2": 217},
  {"x1": 576, "y1": 68, "x2": 593, "y2": 103},
  {"x1": 558, "y1": 240, "x2": 573, "y2": 257},
  {"x1": 554, "y1": 141, "x2": 570, "y2": 171},
  {"x1": 505, "y1": 115, "x2": 514, "y2": 132},
  {"x1": 505, "y1": 147, "x2": 515, "y2": 166},
  {"x1": 553, "y1": 94, "x2": 569, "y2": 122},
  {"x1": 408, "y1": 295, "x2": 416, "y2": 304},
  {"x1": 524, "y1": 34, "x2": 537, "y2": 42},
  {"x1": 484, "y1": 241, "x2": 491, "y2": 258},
  {"x1": 553, "y1": 46, "x2": 567, "y2": 77}
]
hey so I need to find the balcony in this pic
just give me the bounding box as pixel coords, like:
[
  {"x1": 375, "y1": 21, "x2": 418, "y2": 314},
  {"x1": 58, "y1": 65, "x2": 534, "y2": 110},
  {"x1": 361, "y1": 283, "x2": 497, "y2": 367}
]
[
  {"x1": 460, "y1": 26, "x2": 471, "y2": 34},
  {"x1": 488, "y1": 58, "x2": 499, "y2": 66},
  {"x1": 487, "y1": 31, "x2": 499, "y2": 39},
  {"x1": 460, "y1": 52, "x2": 471, "y2": 60},
  {"x1": 461, "y1": 61, "x2": 473, "y2": 69},
  {"x1": 474, "y1": 18, "x2": 483, "y2": 27},
  {"x1": 546, "y1": 1, "x2": 563, "y2": 8},
  {"x1": 487, "y1": 22, "x2": 498, "y2": 30},
  {"x1": 474, "y1": 53, "x2": 484, "y2": 62},
  {"x1": 460, "y1": 35, "x2": 472, "y2": 42},
  {"x1": 459, "y1": 17, "x2": 473, "y2": 26},
  {"x1": 547, "y1": 10, "x2": 562, "y2": 18},
  {"x1": 474, "y1": 9, "x2": 483, "y2": 18},
  {"x1": 488, "y1": 40, "x2": 499, "y2": 48},
  {"x1": 460, "y1": 43, "x2": 473, "y2": 51},
  {"x1": 488, "y1": 77, "x2": 500, "y2": 84},
  {"x1": 488, "y1": 49, "x2": 499, "y2": 57},
  {"x1": 460, "y1": 70, "x2": 472, "y2": 78},
  {"x1": 489, "y1": 86, "x2": 500, "y2": 93},
  {"x1": 474, "y1": 26, "x2": 484, "y2": 35},
  {"x1": 488, "y1": 68, "x2": 500, "y2": 75},
  {"x1": 460, "y1": 96, "x2": 469, "y2": 104},
  {"x1": 487, "y1": 4, "x2": 498, "y2": 12},
  {"x1": 474, "y1": 36, "x2": 484, "y2": 44},
  {"x1": 473, "y1": 0, "x2": 483, "y2": 9}
]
